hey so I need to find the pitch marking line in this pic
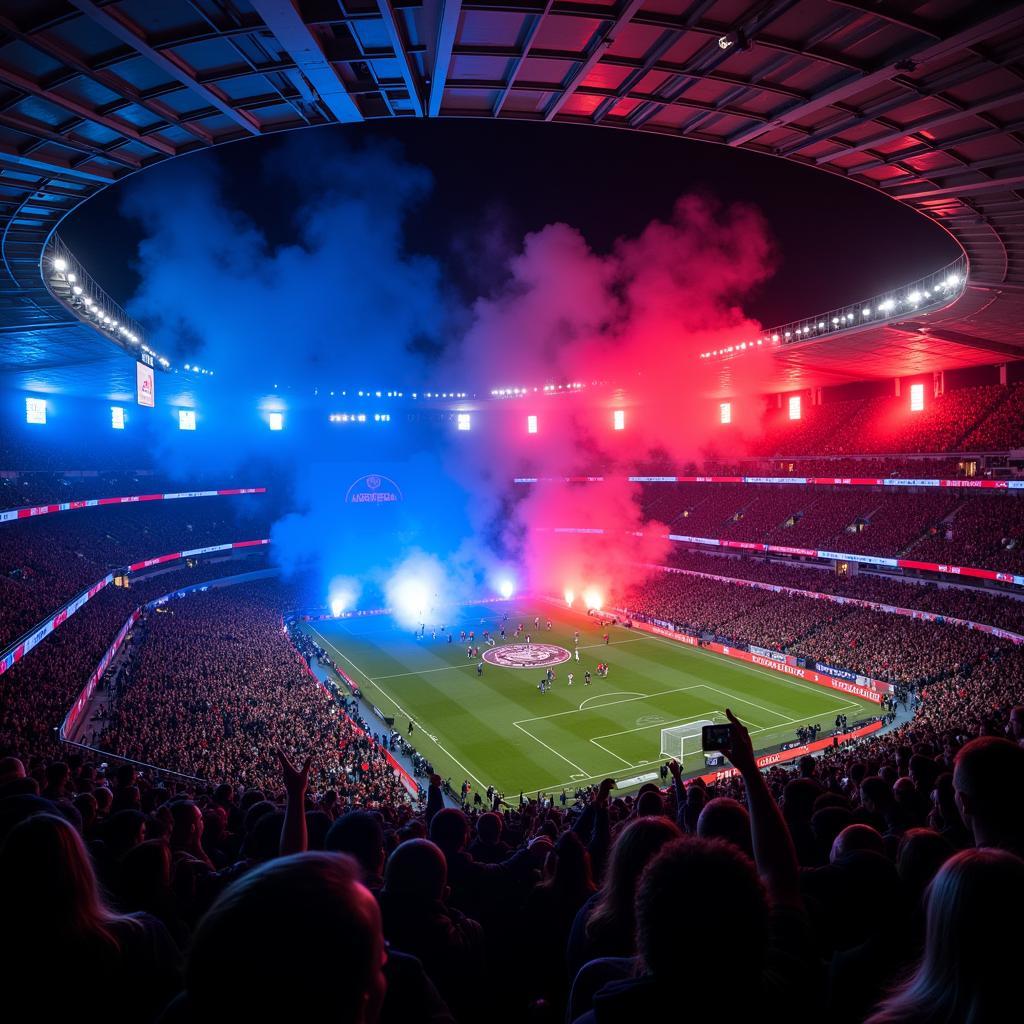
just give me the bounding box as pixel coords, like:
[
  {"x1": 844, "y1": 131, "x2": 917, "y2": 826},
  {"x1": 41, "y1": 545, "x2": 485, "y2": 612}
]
[
  {"x1": 513, "y1": 721, "x2": 588, "y2": 777},
  {"x1": 309, "y1": 627, "x2": 490, "y2": 792},
  {"x1": 591, "y1": 711, "x2": 727, "y2": 743},
  {"x1": 692, "y1": 683, "x2": 798, "y2": 725},
  {"x1": 578, "y1": 691, "x2": 645, "y2": 710},
  {"x1": 515, "y1": 685, "x2": 704, "y2": 726},
  {"x1": 374, "y1": 662, "x2": 479, "y2": 680},
  {"x1": 589, "y1": 739, "x2": 632, "y2": 768}
]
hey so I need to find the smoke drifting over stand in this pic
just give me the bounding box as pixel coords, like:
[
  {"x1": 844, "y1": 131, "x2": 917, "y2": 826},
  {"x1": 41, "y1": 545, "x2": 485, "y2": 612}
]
[{"x1": 115, "y1": 133, "x2": 776, "y2": 614}]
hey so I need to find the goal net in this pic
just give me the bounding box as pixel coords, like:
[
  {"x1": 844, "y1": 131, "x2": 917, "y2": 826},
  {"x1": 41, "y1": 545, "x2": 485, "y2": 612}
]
[{"x1": 660, "y1": 719, "x2": 717, "y2": 761}]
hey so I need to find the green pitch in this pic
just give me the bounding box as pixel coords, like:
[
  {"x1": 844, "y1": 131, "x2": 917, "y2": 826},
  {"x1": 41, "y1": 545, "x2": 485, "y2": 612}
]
[{"x1": 301, "y1": 600, "x2": 879, "y2": 796}]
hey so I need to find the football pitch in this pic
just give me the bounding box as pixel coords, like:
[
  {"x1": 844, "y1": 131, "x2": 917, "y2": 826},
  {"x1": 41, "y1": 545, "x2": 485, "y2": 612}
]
[{"x1": 300, "y1": 600, "x2": 879, "y2": 796}]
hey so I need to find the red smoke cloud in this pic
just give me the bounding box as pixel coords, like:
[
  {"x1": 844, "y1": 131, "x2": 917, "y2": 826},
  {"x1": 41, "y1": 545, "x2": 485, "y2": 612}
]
[
  {"x1": 511, "y1": 478, "x2": 672, "y2": 609},
  {"x1": 452, "y1": 193, "x2": 776, "y2": 603}
]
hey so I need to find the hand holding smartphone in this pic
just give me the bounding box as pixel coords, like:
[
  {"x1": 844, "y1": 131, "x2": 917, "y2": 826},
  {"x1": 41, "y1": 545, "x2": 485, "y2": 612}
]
[{"x1": 702, "y1": 724, "x2": 733, "y2": 751}]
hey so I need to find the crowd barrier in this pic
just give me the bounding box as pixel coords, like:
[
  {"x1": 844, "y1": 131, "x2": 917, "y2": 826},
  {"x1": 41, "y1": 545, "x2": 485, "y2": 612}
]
[
  {"x1": 542, "y1": 525, "x2": 1024, "y2": 587},
  {"x1": 0, "y1": 539, "x2": 270, "y2": 676},
  {"x1": 515, "y1": 475, "x2": 1023, "y2": 490},
  {"x1": 0, "y1": 486, "x2": 265, "y2": 524}
]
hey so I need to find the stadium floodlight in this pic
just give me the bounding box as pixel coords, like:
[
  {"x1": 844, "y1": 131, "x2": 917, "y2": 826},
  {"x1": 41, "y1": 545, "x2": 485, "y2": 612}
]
[
  {"x1": 457, "y1": 413, "x2": 471, "y2": 431},
  {"x1": 72, "y1": 286, "x2": 83, "y2": 296},
  {"x1": 862, "y1": 308, "x2": 871, "y2": 316},
  {"x1": 25, "y1": 397, "x2": 46, "y2": 424},
  {"x1": 498, "y1": 580, "x2": 515, "y2": 600},
  {"x1": 111, "y1": 406, "x2": 125, "y2": 430},
  {"x1": 944, "y1": 274, "x2": 960, "y2": 289},
  {"x1": 879, "y1": 299, "x2": 895, "y2": 313},
  {"x1": 788, "y1": 395, "x2": 802, "y2": 421},
  {"x1": 613, "y1": 409, "x2": 625, "y2": 431},
  {"x1": 660, "y1": 719, "x2": 717, "y2": 761},
  {"x1": 53, "y1": 258, "x2": 67, "y2": 273},
  {"x1": 268, "y1": 412, "x2": 283, "y2": 431},
  {"x1": 910, "y1": 383, "x2": 925, "y2": 412},
  {"x1": 178, "y1": 409, "x2": 196, "y2": 431},
  {"x1": 583, "y1": 588, "x2": 602, "y2": 611},
  {"x1": 907, "y1": 290, "x2": 922, "y2": 304},
  {"x1": 720, "y1": 402, "x2": 732, "y2": 424},
  {"x1": 527, "y1": 414, "x2": 538, "y2": 434}
]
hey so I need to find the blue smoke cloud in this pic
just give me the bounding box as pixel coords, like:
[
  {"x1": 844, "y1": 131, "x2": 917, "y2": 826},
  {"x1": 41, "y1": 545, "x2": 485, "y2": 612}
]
[
  {"x1": 111, "y1": 134, "x2": 774, "y2": 615},
  {"x1": 120, "y1": 134, "x2": 452, "y2": 392}
]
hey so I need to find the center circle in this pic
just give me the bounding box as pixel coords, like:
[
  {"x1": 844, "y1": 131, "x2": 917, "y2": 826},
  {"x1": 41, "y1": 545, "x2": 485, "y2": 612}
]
[{"x1": 482, "y1": 643, "x2": 571, "y2": 669}]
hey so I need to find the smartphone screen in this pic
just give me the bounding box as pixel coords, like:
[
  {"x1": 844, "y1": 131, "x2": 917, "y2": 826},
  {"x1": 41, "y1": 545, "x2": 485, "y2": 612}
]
[{"x1": 702, "y1": 724, "x2": 732, "y2": 751}]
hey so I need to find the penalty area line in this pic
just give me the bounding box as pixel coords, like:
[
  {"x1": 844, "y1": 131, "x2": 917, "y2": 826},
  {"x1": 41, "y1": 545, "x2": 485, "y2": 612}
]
[{"x1": 512, "y1": 721, "x2": 588, "y2": 778}]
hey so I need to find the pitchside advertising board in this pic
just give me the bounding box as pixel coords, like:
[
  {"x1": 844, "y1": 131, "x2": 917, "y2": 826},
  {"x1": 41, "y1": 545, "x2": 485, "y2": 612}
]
[{"x1": 136, "y1": 361, "x2": 154, "y2": 407}]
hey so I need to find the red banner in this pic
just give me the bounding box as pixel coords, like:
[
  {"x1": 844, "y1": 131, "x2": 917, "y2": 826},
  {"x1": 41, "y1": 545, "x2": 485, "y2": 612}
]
[{"x1": 696, "y1": 720, "x2": 884, "y2": 784}]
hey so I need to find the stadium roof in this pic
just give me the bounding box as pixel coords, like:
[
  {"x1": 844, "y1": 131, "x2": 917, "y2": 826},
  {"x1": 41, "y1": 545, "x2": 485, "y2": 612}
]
[{"x1": 0, "y1": 0, "x2": 1022, "y2": 399}]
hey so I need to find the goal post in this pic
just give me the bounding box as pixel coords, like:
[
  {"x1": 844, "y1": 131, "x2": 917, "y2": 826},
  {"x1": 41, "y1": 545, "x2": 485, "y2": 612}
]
[{"x1": 660, "y1": 719, "x2": 717, "y2": 761}]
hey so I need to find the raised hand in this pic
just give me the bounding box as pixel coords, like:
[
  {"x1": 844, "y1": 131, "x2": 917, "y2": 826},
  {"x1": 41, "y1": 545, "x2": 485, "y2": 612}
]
[
  {"x1": 721, "y1": 708, "x2": 757, "y2": 777},
  {"x1": 276, "y1": 747, "x2": 313, "y2": 797}
]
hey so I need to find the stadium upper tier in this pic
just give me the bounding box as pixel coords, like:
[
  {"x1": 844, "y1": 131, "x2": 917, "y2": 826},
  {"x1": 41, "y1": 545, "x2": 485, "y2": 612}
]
[
  {"x1": 0, "y1": 495, "x2": 271, "y2": 648},
  {"x1": 638, "y1": 481, "x2": 1024, "y2": 571},
  {"x1": 0, "y1": 1, "x2": 1022, "y2": 399}
]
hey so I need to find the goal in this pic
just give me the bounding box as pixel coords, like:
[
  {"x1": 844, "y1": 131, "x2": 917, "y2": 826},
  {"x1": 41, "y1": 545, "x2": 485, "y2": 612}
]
[{"x1": 660, "y1": 719, "x2": 717, "y2": 761}]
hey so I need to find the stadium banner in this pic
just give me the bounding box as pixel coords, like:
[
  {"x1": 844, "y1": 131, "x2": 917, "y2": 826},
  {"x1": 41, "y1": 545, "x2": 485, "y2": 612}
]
[
  {"x1": 136, "y1": 360, "x2": 155, "y2": 407},
  {"x1": 816, "y1": 550, "x2": 900, "y2": 568},
  {"x1": 750, "y1": 645, "x2": 787, "y2": 663},
  {"x1": 602, "y1": 476, "x2": 1024, "y2": 490},
  {"x1": 624, "y1": 617, "x2": 886, "y2": 701},
  {"x1": 646, "y1": 563, "x2": 1024, "y2": 645},
  {"x1": 0, "y1": 539, "x2": 270, "y2": 676},
  {"x1": 696, "y1": 721, "x2": 884, "y2": 785},
  {"x1": 0, "y1": 487, "x2": 265, "y2": 526},
  {"x1": 815, "y1": 662, "x2": 859, "y2": 683}
]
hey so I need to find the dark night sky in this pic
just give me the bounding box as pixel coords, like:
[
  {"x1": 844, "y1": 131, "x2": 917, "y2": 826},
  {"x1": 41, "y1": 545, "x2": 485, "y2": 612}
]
[{"x1": 61, "y1": 118, "x2": 960, "y2": 329}]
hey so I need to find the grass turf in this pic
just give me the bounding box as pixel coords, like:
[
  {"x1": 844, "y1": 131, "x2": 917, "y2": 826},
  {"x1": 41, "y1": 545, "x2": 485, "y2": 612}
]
[{"x1": 301, "y1": 599, "x2": 879, "y2": 797}]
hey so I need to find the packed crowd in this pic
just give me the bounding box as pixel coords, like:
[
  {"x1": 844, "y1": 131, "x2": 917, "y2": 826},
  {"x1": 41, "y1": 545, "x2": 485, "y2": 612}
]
[
  {"x1": 640, "y1": 480, "x2": 1022, "y2": 564},
  {"x1": 624, "y1": 570, "x2": 1016, "y2": 686},
  {"x1": 2, "y1": 673, "x2": 1021, "y2": 1023},
  {"x1": 664, "y1": 547, "x2": 1024, "y2": 633},
  {"x1": 0, "y1": 497, "x2": 270, "y2": 648},
  {"x1": 906, "y1": 493, "x2": 1024, "y2": 573},
  {"x1": 95, "y1": 583, "x2": 408, "y2": 805},
  {"x1": 0, "y1": 555, "x2": 269, "y2": 761}
]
